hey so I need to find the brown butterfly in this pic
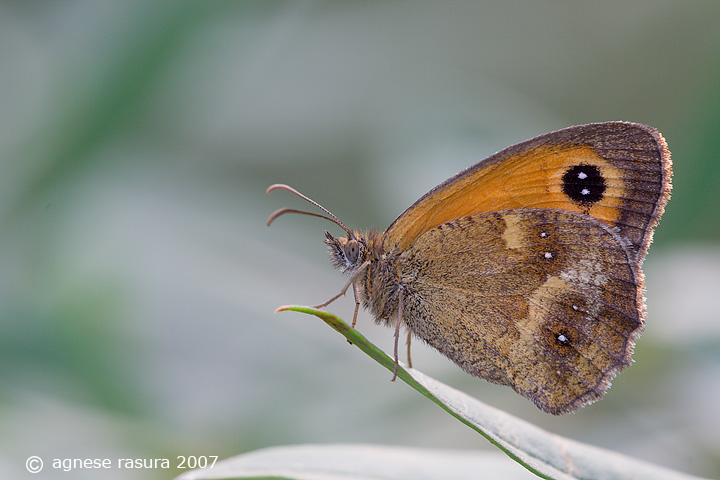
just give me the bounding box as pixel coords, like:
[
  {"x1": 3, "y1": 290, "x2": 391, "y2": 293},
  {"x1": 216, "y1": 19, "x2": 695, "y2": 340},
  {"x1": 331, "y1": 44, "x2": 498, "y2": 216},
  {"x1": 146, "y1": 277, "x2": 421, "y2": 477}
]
[{"x1": 267, "y1": 122, "x2": 671, "y2": 414}]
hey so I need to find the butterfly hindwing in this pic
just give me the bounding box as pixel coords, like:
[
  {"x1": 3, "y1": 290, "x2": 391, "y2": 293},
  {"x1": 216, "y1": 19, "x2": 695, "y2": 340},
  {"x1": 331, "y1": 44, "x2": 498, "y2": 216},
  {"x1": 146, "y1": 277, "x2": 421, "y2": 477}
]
[{"x1": 393, "y1": 209, "x2": 642, "y2": 414}]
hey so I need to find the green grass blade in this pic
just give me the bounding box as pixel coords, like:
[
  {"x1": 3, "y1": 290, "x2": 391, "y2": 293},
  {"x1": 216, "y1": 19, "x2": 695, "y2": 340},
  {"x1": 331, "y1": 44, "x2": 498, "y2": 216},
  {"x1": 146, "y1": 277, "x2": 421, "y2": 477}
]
[
  {"x1": 268, "y1": 305, "x2": 706, "y2": 480},
  {"x1": 176, "y1": 306, "x2": 707, "y2": 480}
]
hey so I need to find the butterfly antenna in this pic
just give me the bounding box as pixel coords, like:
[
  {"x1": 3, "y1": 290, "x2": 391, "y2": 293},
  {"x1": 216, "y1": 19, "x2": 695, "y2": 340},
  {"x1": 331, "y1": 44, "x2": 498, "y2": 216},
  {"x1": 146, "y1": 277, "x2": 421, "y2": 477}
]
[{"x1": 266, "y1": 184, "x2": 352, "y2": 236}]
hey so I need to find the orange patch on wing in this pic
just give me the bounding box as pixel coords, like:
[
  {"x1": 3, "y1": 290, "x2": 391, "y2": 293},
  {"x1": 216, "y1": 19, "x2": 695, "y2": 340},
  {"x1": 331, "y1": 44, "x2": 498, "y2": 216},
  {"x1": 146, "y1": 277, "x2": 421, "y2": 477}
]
[{"x1": 384, "y1": 144, "x2": 623, "y2": 251}]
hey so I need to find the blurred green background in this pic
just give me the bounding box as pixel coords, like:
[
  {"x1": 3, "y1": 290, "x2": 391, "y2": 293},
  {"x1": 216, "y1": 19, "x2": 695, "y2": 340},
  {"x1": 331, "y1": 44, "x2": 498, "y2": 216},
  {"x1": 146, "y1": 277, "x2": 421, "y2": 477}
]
[{"x1": 1, "y1": 1, "x2": 719, "y2": 479}]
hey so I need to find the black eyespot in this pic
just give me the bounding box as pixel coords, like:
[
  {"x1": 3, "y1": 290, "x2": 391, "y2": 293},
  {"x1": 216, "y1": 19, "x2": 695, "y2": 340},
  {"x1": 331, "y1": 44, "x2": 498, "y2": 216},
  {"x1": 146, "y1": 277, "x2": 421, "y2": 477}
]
[
  {"x1": 562, "y1": 164, "x2": 605, "y2": 204},
  {"x1": 344, "y1": 239, "x2": 359, "y2": 263},
  {"x1": 546, "y1": 325, "x2": 575, "y2": 350}
]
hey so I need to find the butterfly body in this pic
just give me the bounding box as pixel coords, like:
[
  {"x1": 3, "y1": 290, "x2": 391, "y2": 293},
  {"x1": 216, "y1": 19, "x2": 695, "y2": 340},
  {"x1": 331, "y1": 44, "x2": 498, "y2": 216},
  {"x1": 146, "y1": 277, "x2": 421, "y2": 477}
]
[{"x1": 270, "y1": 122, "x2": 671, "y2": 414}]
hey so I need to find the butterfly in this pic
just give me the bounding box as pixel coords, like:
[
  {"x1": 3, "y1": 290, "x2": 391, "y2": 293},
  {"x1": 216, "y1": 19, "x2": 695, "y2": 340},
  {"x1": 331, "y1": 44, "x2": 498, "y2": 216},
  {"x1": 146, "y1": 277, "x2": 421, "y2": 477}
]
[{"x1": 267, "y1": 122, "x2": 672, "y2": 414}]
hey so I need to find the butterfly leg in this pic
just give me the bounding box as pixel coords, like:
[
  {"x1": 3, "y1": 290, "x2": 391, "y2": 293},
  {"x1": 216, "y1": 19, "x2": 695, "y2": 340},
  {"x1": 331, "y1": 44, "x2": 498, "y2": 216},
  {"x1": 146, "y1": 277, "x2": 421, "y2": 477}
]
[
  {"x1": 391, "y1": 291, "x2": 404, "y2": 381},
  {"x1": 406, "y1": 331, "x2": 413, "y2": 368},
  {"x1": 313, "y1": 260, "x2": 370, "y2": 310},
  {"x1": 341, "y1": 282, "x2": 362, "y2": 346},
  {"x1": 351, "y1": 282, "x2": 361, "y2": 328}
]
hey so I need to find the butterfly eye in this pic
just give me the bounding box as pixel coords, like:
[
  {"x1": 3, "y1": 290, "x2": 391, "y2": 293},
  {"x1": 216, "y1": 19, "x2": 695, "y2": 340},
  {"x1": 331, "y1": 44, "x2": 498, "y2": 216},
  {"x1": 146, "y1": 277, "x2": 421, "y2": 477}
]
[{"x1": 344, "y1": 239, "x2": 360, "y2": 263}]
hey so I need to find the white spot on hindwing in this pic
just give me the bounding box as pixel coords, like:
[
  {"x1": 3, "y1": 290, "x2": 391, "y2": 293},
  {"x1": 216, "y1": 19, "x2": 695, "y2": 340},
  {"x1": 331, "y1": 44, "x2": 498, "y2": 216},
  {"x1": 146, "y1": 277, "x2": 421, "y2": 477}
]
[{"x1": 577, "y1": 171, "x2": 588, "y2": 180}]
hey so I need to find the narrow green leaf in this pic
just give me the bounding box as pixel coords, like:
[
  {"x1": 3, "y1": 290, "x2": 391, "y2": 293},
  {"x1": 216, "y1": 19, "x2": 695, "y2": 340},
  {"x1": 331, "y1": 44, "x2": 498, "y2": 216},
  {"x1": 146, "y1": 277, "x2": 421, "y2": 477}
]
[
  {"x1": 270, "y1": 306, "x2": 705, "y2": 480},
  {"x1": 177, "y1": 306, "x2": 707, "y2": 480}
]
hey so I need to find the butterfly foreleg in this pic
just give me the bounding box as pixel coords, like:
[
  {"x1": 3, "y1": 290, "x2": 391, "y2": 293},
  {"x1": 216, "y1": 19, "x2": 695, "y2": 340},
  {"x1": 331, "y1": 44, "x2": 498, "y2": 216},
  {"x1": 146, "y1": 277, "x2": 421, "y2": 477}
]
[{"x1": 312, "y1": 260, "x2": 371, "y2": 311}]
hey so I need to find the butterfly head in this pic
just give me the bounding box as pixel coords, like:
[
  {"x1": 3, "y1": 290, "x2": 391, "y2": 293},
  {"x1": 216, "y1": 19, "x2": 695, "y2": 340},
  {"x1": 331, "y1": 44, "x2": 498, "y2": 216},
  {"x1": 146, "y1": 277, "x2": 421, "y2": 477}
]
[{"x1": 324, "y1": 230, "x2": 369, "y2": 274}]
